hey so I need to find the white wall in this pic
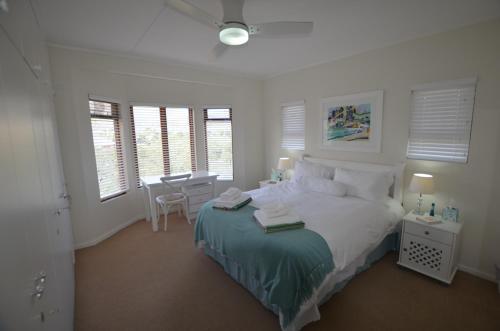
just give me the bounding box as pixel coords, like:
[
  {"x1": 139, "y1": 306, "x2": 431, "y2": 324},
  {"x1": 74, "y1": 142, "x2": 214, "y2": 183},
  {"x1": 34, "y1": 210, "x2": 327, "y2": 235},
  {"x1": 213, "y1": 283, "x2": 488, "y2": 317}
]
[
  {"x1": 49, "y1": 46, "x2": 265, "y2": 248},
  {"x1": 263, "y1": 19, "x2": 500, "y2": 279}
]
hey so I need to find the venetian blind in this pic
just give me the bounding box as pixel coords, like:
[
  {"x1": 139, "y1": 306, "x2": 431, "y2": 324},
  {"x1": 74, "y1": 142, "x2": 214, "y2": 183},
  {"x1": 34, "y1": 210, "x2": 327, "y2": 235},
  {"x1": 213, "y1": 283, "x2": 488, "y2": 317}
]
[
  {"x1": 204, "y1": 108, "x2": 233, "y2": 181},
  {"x1": 166, "y1": 107, "x2": 196, "y2": 174},
  {"x1": 407, "y1": 80, "x2": 476, "y2": 163},
  {"x1": 281, "y1": 101, "x2": 305, "y2": 150},
  {"x1": 130, "y1": 105, "x2": 196, "y2": 187},
  {"x1": 89, "y1": 99, "x2": 127, "y2": 201}
]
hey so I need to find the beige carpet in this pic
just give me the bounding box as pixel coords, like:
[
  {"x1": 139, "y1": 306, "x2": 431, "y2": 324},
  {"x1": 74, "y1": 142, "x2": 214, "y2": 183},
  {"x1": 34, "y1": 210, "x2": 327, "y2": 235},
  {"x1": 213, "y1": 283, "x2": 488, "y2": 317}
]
[{"x1": 75, "y1": 215, "x2": 500, "y2": 331}]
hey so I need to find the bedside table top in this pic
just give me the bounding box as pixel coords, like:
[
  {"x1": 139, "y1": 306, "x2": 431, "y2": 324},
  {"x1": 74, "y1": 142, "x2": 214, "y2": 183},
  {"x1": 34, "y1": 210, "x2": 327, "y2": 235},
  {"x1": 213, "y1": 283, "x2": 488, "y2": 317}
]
[{"x1": 404, "y1": 211, "x2": 462, "y2": 234}]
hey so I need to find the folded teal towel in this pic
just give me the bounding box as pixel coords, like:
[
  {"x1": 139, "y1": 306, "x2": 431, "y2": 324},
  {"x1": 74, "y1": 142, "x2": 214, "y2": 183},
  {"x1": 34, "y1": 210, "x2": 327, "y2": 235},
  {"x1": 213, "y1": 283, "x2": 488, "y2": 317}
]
[
  {"x1": 212, "y1": 197, "x2": 252, "y2": 211},
  {"x1": 260, "y1": 221, "x2": 305, "y2": 233}
]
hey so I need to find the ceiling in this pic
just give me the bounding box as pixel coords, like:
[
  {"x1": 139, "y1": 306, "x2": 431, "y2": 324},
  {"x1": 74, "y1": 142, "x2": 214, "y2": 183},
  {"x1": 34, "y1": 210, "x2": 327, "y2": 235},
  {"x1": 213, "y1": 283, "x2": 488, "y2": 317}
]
[{"x1": 33, "y1": 0, "x2": 500, "y2": 78}]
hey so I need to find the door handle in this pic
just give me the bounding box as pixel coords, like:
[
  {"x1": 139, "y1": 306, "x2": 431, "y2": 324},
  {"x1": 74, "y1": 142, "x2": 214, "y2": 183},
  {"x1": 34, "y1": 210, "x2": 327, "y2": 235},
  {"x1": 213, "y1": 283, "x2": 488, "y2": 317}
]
[
  {"x1": 59, "y1": 193, "x2": 70, "y2": 199},
  {"x1": 54, "y1": 207, "x2": 70, "y2": 216},
  {"x1": 34, "y1": 271, "x2": 47, "y2": 283},
  {"x1": 32, "y1": 284, "x2": 45, "y2": 299}
]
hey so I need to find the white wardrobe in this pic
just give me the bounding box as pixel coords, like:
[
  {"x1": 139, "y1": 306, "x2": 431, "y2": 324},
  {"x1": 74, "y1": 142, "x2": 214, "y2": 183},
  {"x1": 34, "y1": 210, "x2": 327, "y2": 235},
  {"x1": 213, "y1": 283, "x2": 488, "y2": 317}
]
[{"x1": 0, "y1": 1, "x2": 75, "y2": 330}]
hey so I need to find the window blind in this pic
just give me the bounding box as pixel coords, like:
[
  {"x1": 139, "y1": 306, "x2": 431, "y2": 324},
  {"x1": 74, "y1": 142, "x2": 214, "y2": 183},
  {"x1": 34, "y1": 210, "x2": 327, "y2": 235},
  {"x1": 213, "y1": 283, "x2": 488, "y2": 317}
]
[
  {"x1": 204, "y1": 108, "x2": 233, "y2": 181},
  {"x1": 89, "y1": 99, "x2": 127, "y2": 201},
  {"x1": 130, "y1": 105, "x2": 196, "y2": 187},
  {"x1": 281, "y1": 101, "x2": 305, "y2": 150},
  {"x1": 166, "y1": 107, "x2": 196, "y2": 174},
  {"x1": 407, "y1": 81, "x2": 476, "y2": 163}
]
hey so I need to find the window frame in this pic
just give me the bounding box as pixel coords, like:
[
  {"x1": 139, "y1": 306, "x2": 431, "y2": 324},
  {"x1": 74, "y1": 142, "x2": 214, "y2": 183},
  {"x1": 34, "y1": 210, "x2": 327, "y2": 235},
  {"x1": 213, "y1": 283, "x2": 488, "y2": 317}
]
[
  {"x1": 129, "y1": 104, "x2": 196, "y2": 187},
  {"x1": 203, "y1": 107, "x2": 234, "y2": 181},
  {"x1": 281, "y1": 100, "x2": 305, "y2": 151},
  {"x1": 88, "y1": 98, "x2": 128, "y2": 202},
  {"x1": 407, "y1": 78, "x2": 477, "y2": 163}
]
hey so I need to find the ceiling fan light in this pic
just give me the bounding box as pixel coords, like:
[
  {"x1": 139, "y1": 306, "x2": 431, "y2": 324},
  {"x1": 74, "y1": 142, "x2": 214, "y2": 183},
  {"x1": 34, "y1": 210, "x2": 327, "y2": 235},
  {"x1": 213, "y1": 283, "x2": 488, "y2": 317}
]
[{"x1": 219, "y1": 22, "x2": 249, "y2": 46}]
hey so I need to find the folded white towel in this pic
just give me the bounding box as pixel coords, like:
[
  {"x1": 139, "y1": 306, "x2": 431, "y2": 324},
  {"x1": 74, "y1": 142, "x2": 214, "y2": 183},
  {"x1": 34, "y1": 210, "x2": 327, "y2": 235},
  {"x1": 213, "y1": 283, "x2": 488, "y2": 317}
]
[
  {"x1": 260, "y1": 202, "x2": 289, "y2": 219},
  {"x1": 254, "y1": 210, "x2": 301, "y2": 227},
  {"x1": 213, "y1": 193, "x2": 250, "y2": 209},
  {"x1": 219, "y1": 187, "x2": 242, "y2": 201}
]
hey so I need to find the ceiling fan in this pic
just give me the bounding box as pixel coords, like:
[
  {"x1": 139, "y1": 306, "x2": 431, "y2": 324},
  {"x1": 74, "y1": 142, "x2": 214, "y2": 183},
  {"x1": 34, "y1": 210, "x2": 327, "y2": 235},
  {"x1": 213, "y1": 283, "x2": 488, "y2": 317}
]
[{"x1": 165, "y1": 0, "x2": 313, "y2": 56}]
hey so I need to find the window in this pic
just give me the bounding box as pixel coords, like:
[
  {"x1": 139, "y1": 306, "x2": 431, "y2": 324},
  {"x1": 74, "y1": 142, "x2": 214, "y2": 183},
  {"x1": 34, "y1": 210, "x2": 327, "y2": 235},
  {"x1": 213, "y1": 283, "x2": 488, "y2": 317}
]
[
  {"x1": 204, "y1": 108, "x2": 233, "y2": 180},
  {"x1": 89, "y1": 99, "x2": 127, "y2": 201},
  {"x1": 281, "y1": 101, "x2": 305, "y2": 150},
  {"x1": 407, "y1": 79, "x2": 476, "y2": 163},
  {"x1": 130, "y1": 106, "x2": 195, "y2": 186}
]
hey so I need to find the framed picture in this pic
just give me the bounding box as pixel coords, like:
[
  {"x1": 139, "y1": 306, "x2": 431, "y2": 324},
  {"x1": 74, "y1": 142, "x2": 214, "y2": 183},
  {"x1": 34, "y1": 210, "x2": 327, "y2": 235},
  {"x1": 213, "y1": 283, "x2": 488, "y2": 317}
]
[{"x1": 320, "y1": 90, "x2": 383, "y2": 153}]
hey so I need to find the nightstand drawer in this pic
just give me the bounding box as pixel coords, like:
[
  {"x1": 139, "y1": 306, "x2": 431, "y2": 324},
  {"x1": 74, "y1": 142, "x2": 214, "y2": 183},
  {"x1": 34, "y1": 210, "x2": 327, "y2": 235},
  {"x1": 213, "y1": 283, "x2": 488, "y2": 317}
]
[{"x1": 404, "y1": 220, "x2": 453, "y2": 245}]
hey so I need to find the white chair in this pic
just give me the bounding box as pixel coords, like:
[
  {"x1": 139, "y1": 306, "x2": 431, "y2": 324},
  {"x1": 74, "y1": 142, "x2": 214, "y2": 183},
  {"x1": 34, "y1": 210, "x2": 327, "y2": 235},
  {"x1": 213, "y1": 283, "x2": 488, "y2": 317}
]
[{"x1": 155, "y1": 174, "x2": 191, "y2": 231}]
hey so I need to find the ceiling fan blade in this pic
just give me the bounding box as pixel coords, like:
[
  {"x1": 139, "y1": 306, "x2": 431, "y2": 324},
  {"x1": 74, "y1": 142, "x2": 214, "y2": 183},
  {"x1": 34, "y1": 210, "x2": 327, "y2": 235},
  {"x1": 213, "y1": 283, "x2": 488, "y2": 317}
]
[
  {"x1": 221, "y1": 0, "x2": 245, "y2": 23},
  {"x1": 213, "y1": 42, "x2": 229, "y2": 58},
  {"x1": 165, "y1": 0, "x2": 223, "y2": 29},
  {"x1": 212, "y1": 42, "x2": 248, "y2": 60},
  {"x1": 249, "y1": 22, "x2": 313, "y2": 37}
]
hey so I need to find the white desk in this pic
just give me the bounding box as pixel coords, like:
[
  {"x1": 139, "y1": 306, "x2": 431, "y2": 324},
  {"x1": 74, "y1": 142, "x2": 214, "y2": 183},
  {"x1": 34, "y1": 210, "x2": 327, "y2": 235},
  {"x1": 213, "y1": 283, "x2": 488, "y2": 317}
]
[{"x1": 141, "y1": 171, "x2": 218, "y2": 232}]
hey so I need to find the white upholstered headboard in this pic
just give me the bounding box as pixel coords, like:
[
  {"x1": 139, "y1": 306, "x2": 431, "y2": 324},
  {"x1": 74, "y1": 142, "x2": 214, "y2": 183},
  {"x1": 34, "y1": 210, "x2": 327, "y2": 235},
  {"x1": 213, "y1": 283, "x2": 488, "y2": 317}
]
[{"x1": 304, "y1": 157, "x2": 406, "y2": 203}]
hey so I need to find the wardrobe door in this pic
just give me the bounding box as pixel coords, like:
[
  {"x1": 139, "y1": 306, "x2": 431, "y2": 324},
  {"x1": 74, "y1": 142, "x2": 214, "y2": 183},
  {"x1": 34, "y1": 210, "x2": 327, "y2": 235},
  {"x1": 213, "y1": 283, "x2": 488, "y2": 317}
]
[
  {"x1": 0, "y1": 25, "x2": 74, "y2": 331},
  {"x1": 34, "y1": 83, "x2": 75, "y2": 330},
  {"x1": 0, "y1": 28, "x2": 46, "y2": 331}
]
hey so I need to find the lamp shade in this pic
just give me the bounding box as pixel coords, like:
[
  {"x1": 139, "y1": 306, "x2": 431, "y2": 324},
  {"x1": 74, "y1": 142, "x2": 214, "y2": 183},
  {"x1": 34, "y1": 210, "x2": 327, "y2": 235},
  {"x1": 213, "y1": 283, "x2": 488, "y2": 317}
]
[
  {"x1": 409, "y1": 173, "x2": 435, "y2": 194},
  {"x1": 277, "y1": 157, "x2": 291, "y2": 170}
]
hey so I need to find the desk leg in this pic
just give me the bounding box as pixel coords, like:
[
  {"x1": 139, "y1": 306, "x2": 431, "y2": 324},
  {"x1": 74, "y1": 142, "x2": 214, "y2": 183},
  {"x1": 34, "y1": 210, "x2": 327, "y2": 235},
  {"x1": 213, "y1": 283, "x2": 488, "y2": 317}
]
[
  {"x1": 147, "y1": 186, "x2": 159, "y2": 232},
  {"x1": 143, "y1": 186, "x2": 151, "y2": 221},
  {"x1": 211, "y1": 180, "x2": 216, "y2": 199}
]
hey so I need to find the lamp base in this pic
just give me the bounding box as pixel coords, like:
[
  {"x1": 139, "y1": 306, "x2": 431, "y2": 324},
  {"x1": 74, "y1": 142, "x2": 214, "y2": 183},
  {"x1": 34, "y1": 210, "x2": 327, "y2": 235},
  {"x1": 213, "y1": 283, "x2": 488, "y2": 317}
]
[{"x1": 415, "y1": 195, "x2": 424, "y2": 215}]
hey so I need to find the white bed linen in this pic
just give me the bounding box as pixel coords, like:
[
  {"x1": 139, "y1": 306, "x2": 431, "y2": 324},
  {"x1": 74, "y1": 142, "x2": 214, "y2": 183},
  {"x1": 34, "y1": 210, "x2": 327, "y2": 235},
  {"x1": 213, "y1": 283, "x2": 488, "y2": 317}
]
[
  {"x1": 247, "y1": 181, "x2": 404, "y2": 331},
  {"x1": 248, "y1": 181, "x2": 404, "y2": 271}
]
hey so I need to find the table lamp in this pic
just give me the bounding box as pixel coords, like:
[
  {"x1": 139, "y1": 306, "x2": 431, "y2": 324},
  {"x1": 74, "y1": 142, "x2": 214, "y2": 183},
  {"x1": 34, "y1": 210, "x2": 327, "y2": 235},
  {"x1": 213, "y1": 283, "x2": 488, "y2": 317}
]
[
  {"x1": 409, "y1": 173, "x2": 435, "y2": 215},
  {"x1": 277, "y1": 157, "x2": 291, "y2": 181}
]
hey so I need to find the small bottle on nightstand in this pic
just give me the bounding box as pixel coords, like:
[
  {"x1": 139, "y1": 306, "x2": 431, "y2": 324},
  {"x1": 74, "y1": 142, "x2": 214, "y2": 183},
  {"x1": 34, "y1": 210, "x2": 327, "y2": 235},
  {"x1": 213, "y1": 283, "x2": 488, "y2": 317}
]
[{"x1": 429, "y1": 203, "x2": 435, "y2": 217}]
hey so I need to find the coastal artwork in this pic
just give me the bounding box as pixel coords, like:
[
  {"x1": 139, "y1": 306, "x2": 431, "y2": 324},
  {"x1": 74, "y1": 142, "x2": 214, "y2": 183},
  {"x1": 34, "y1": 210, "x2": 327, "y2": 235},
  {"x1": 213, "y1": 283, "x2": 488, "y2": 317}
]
[
  {"x1": 321, "y1": 91, "x2": 383, "y2": 153},
  {"x1": 326, "y1": 103, "x2": 371, "y2": 141}
]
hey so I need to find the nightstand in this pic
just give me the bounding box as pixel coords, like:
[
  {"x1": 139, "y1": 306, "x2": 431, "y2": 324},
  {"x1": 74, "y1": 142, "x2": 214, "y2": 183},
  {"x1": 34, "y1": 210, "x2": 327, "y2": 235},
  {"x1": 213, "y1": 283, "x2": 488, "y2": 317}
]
[
  {"x1": 398, "y1": 211, "x2": 462, "y2": 284},
  {"x1": 259, "y1": 179, "x2": 282, "y2": 188}
]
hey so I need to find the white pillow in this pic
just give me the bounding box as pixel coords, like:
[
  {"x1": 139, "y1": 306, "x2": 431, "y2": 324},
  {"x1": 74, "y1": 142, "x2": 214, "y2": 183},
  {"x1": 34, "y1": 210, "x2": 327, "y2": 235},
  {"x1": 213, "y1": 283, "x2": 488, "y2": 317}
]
[
  {"x1": 334, "y1": 168, "x2": 393, "y2": 201},
  {"x1": 297, "y1": 176, "x2": 347, "y2": 197},
  {"x1": 292, "y1": 160, "x2": 336, "y2": 181}
]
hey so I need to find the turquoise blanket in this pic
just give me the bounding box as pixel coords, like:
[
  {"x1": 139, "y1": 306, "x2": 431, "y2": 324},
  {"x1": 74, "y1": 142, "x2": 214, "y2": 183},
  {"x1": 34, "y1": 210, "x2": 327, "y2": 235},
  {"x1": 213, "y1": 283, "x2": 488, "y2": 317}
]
[{"x1": 194, "y1": 202, "x2": 334, "y2": 328}]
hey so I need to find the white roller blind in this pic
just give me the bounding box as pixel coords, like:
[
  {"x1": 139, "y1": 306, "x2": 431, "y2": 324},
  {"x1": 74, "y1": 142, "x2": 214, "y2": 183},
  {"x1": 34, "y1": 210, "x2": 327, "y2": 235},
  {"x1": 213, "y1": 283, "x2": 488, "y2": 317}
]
[
  {"x1": 89, "y1": 99, "x2": 127, "y2": 201},
  {"x1": 281, "y1": 101, "x2": 305, "y2": 150},
  {"x1": 204, "y1": 108, "x2": 233, "y2": 181},
  {"x1": 407, "y1": 80, "x2": 476, "y2": 163}
]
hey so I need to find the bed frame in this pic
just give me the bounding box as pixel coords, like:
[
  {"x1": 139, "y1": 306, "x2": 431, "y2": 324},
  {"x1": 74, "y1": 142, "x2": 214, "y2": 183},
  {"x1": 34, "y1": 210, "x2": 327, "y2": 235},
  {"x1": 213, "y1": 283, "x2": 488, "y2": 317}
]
[{"x1": 303, "y1": 157, "x2": 406, "y2": 203}]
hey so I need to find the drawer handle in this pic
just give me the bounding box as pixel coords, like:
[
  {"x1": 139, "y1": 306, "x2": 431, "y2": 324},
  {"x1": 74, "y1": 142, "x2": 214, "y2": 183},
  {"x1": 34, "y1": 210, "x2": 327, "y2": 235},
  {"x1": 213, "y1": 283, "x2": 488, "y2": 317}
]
[{"x1": 424, "y1": 231, "x2": 430, "y2": 235}]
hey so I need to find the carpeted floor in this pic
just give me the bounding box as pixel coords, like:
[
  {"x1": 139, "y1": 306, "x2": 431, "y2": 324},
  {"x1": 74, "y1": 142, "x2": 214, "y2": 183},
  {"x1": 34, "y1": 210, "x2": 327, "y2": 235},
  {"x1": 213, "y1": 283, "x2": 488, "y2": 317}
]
[{"x1": 75, "y1": 215, "x2": 500, "y2": 331}]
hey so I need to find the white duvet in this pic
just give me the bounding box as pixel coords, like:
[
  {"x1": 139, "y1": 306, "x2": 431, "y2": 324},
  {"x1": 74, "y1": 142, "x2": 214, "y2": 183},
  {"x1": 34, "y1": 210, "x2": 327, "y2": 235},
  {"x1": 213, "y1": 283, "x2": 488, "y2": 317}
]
[
  {"x1": 248, "y1": 181, "x2": 405, "y2": 272},
  {"x1": 244, "y1": 181, "x2": 405, "y2": 331}
]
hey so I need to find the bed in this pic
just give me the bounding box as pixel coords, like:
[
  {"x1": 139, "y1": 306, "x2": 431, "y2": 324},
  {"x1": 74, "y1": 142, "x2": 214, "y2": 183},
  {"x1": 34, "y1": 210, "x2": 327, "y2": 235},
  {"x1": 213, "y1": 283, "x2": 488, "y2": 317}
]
[{"x1": 195, "y1": 158, "x2": 406, "y2": 331}]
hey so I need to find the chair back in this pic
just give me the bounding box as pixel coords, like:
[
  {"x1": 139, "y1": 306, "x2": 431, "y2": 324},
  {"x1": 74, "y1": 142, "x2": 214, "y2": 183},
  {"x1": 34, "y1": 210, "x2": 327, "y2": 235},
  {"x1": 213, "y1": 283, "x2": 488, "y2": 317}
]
[{"x1": 159, "y1": 173, "x2": 191, "y2": 196}]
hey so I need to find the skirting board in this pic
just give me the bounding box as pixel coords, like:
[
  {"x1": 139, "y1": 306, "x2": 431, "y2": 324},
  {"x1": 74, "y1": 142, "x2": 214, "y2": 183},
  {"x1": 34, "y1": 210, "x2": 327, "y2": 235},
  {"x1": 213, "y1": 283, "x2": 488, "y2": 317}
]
[
  {"x1": 458, "y1": 264, "x2": 496, "y2": 282},
  {"x1": 74, "y1": 214, "x2": 145, "y2": 250}
]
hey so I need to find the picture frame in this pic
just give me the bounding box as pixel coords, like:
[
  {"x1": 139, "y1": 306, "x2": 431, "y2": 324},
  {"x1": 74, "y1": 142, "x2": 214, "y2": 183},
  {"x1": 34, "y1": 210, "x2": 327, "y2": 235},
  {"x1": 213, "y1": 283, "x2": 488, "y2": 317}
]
[{"x1": 320, "y1": 90, "x2": 384, "y2": 153}]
